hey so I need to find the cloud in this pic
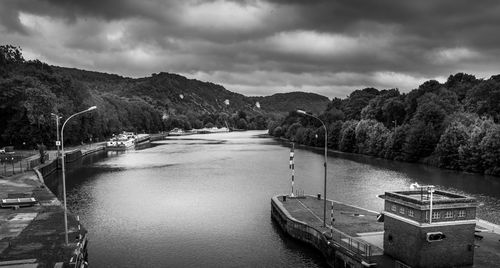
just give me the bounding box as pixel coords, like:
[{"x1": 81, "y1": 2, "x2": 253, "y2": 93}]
[
  {"x1": 1, "y1": 0, "x2": 500, "y2": 98},
  {"x1": 429, "y1": 47, "x2": 481, "y2": 65},
  {"x1": 263, "y1": 30, "x2": 393, "y2": 60}
]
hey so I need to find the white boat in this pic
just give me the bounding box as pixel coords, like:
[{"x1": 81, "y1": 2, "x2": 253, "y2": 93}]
[
  {"x1": 168, "y1": 128, "x2": 190, "y2": 136},
  {"x1": 106, "y1": 133, "x2": 135, "y2": 151}
]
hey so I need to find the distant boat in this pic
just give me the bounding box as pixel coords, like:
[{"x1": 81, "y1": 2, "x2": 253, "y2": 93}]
[
  {"x1": 106, "y1": 132, "x2": 136, "y2": 151},
  {"x1": 194, "y1": 127, "x2": 230, "y2": 134},
  {"x1": 168, "y1": 128, "x2": 189, "y2": 136}
]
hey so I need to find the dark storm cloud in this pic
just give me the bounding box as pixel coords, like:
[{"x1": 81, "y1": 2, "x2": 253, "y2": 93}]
[{"x1": 1, "y1": 0, "x2": 500, "y2": 97}]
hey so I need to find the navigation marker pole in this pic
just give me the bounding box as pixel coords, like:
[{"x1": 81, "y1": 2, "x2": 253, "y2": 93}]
[
  {"x1": 330, "y1": 200, "x2": 334, "y2": 237},
  {"x1": 289, "y1": 143, "x2": 295, "y2": 197}
]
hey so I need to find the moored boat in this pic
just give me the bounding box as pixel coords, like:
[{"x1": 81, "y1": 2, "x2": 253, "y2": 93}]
[{"x1": 106, "y1": 132, "x2": 135, "y2": 151}]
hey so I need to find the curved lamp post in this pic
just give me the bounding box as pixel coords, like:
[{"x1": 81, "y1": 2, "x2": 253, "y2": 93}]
[
  {"x1": 60, "y1": 106, "x2": 97, "y2": 244},
  {"x1": 297, "y1": 109, "x2": 328, "y2": 227}
]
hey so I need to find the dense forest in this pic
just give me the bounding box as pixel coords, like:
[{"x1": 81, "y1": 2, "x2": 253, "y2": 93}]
[
  {"x1": 269, "y1": 74, "x2": 500, "y2": 176},
  {"x1": 0, "y1": 45, "x2": 328, "y2": 148}
]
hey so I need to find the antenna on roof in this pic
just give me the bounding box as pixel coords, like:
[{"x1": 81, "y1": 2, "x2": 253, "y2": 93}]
[{"x1": 409, "y1": 182, "x2": 435, "y2": 223}]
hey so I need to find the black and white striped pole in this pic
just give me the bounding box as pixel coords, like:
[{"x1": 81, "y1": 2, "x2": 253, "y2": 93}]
[
  {"x1": 330, "y1": 200, "x2": 334, "y2": 236},
  {"x1": 289, "y1": 143, "x2": 295, "y2": 197}
]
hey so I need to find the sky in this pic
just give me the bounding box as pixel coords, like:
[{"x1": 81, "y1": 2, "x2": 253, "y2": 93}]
[{"x1": 1, "y1": 0, "x2": 500, "y2": 98}]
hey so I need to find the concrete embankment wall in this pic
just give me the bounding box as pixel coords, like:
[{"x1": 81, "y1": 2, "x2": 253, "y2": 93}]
[
  {"x1": 36, "y1": 159, "x2": 58, "y2": 180},
  {"x1": 81, "y1": 146, "x2": 105, "y2": 157},
  {"x1": 150, "y1": 133, "x2": 167, "y2": 141},
  {"x1": 271, "y1": 196, "x2": 365, "y2": 268},
  {"x1": 32, "y1": 146, "x2": 105, "y2": 195}
]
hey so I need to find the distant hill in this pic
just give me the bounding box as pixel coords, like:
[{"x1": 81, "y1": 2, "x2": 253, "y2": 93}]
[
  {"x1": 0, "y1": 45, "x2": 330, "y2": 147},
  {"x1": 55, "y1": 67, "x2": 330, "y2": 116},
  {"x1": 250, "y1": 92, "x2": 330, "y2": 114}
]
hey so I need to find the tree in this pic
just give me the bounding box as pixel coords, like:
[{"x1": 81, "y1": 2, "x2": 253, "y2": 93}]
[
  {"x1": 327, "y1": 121, "x2": 343, "y2": 150},
  {"x1": 285, "y1": 122, "x2": 302, "y2": 140},
  {"x1": 273, "y1": 126, "x2": 283, "y2": 137},
  {"x1": 236, "y1": 118, "x2": 247, "y2": 129},
  {"x1": 382, "y1": 97, "x2": 406, "y2": 127},
  {"x1": 402, "y1": 121, "x2": 440, "y2": 162},
  {"x1": 367, "y1": 122, "x2": 390, "y2": 157},
  {"x1": 435, "y1": 121, "x2": 469, "y2": 169},
  {"x1": 444, "y1": 73, "x2": 479, "y2": 102},
  {"x1": 404, "y1": 80, "x2": 444, "y2": 121},
  {"x1": 0, "y1": 45, "x2": 24, "y2": 77},
  {"x1": 339, "y1": 120, "x2": 358, "y2": 152},
  {"x1": 355, "y1": 120, "x2": 377, "y2": 154},
  {"x1": 465, "y1": 78, "x2": 500, "y2": 122},
  {"x1": 383, "y1": 124, "x2": 410, "y2": 160},
  {"x1": 343, "y1": 88, "x2": 380, "y2": 120},
  {"x1": 458, "y1": 117, "x2": 494, "y2": 173},
  {"x1": 479, "y1": 125, "x2": 500, "y2": 175}
]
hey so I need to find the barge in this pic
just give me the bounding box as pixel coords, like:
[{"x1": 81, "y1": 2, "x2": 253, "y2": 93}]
[{"x1": 106, "y1": 132, "x2": 136, "y2": 151}]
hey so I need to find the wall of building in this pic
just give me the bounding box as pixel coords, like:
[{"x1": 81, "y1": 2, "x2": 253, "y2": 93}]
[
  {"x1": 384, "y1": 215, "x2": 475, "y2": 268},
  {"x1": 384, "y1": 200, "x2": 476, "y2": 223}
]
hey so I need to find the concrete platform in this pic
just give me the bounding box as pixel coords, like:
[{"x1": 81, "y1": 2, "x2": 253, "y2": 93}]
[
  {"x1": 0, "y1": 172, "x2": 87, "y2": 267},
  {"x1": 277, "y1": 195, "x2": 500, "y2": 268},
  {"x1": 281, "y1": 196, "x2": 384, "y2": 252}
]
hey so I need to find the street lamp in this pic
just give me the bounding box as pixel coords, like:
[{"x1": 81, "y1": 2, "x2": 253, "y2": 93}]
[
  {"x1": 60, "y1": 106, "x2": 97, "y2": 245},
  {"x1": 297, "y1": 109, "x2": 328, "y2": 227},
  {"x1": 51, "y1": 113, "x2": 62, "y2": 157}
]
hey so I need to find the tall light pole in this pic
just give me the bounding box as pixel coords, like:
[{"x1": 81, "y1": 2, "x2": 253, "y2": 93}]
[
  {"x1": 297, "y1": 109, "x2": 328, "y2": 227},
  {"x1": 51, "y1": 113, "x2": 62, "y2": 157},
  {"x1": 60, "y1": 106, "x2": 97, "y2": 245}
]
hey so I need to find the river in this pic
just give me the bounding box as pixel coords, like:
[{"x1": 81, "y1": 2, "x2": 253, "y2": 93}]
[{"x1": 46, "y1": 130, "x2": 500, "y2": 267}]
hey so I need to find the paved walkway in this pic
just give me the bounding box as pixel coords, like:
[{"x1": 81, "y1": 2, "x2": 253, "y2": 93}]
[
  {"x1": 280, "y1": 195, "x2": 385, "y2": 256},
  {"x1": 0, "y1": 171, "x2": 86, "y2": 267}
]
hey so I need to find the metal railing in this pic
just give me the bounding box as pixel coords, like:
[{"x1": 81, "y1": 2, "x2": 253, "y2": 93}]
[
  {"x1": 1, "y1": 158, "x2": 32, "y2": 176},
  {"x1": 328, "y1": 227, "x2": 372, "y2": 260},
  {"x1": 0, "y1": 153, "x2": 49, "y2": 177},
  {"x1": 273, "y1": 199, "x2": 373, "y2": 263}
]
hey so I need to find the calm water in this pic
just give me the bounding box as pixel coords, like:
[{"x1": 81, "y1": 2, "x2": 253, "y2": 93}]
[{"x1": 47, "y1": 131, "x2": 500, "y2": 267}]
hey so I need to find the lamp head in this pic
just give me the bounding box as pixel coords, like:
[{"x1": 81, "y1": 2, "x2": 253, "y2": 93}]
[
  {"x1": 297, "y1": 109, "x2": 307, "y2": 115},
  {"x1": 87, "y1": 106, "x2": 97, "y2": 111}
]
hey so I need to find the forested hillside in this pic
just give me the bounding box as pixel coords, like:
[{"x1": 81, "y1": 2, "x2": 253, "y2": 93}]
[
  {"x1": 0, "y1": 45, "x2": 329, "y2": 148},
  {"x1": 269, "y1": 74, "x2": 500, "y2": 176},
  {"x1": 250, "y1": 92, "x2": 329, "y2": 114}
]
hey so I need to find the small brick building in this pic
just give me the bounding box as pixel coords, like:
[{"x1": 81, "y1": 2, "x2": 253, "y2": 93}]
[{"x1": 380, "y1": 190, "x2": 478, "y2": 268}]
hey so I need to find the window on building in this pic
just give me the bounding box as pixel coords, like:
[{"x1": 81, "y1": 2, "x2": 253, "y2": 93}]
[
  {"x1": 458, "y1": 210, "x2": 466, "y2": 218},
  {"x1": 432, "y1": 211, "x2": 440, "y2": 220},
  {"x1": 399, "y1": 207, "x2": 405, "y2": 214},
  {"x1": 391, "y1": 205, "x2": 397, "y2": 212},
  {"x1": 445, "y1": 211, "x2": 453, "y2": 219},
  {"x1": 426, "y1": 232, "x2": 446, "y2": 242},
  {"x1": 408, "y1": 209, "x2": 414, "y2": 217}
]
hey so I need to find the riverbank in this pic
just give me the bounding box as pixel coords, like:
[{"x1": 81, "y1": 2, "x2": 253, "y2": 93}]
[
  {"x1": 273, "y1": 135, "x2": 500, "y2": 178},
  {"x1": 0, "y1": 145, "x2": 106, "y2": 266}
]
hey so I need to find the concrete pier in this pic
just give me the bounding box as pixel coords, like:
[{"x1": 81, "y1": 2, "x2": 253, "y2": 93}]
[{"x1": 272, "y1": 194, "x2": 500, "y2": 268}]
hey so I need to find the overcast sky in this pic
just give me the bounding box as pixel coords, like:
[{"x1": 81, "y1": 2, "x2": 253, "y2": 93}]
[{"x1": 1, "y1": 0, "x2": 500, "y2": 98}]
